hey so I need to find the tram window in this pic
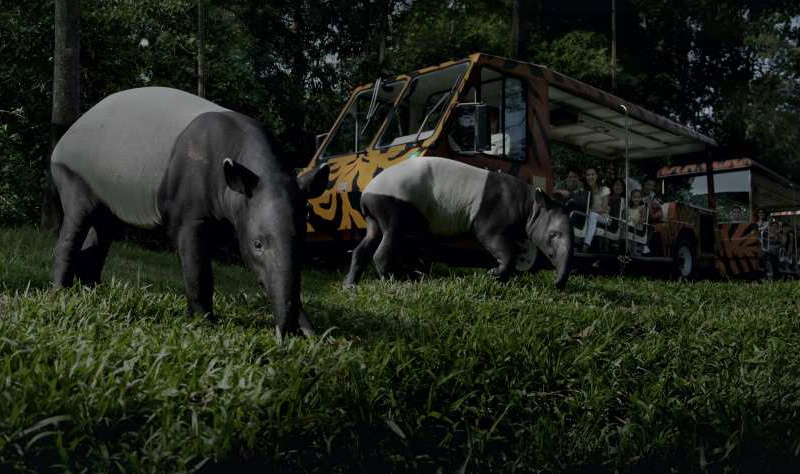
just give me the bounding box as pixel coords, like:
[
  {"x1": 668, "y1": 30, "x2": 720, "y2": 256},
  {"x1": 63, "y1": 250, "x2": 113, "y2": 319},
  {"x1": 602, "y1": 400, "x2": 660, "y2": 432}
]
[
  {"x1": 378, "y1": 62, "x2": 468, "y2": 148},
  {"x1": 476, "y1": 69, "x2": 527, "y2": 161},
  {"x1": 662, "y1": 170, "x2": 751, "y2": 222}
]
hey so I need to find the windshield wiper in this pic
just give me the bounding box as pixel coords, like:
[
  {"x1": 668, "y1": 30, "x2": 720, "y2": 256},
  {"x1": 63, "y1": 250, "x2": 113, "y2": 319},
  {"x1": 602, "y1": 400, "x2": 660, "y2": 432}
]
[
  {"x1": 413, "y1": 73, "x2": 462, "y2": 143},
  {"x1": 413, "y1": 92, "x2": 451, "y2": 143},
  {"x1": 360, "y1": 78, "x2": 382, "y2": 138}
]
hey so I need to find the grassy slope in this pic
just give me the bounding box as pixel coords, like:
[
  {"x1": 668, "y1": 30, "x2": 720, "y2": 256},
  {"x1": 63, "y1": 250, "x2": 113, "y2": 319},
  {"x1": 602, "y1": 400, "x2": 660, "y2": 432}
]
[{"x1": 1, "y1": 226, "x2": 799, "y2": 472}]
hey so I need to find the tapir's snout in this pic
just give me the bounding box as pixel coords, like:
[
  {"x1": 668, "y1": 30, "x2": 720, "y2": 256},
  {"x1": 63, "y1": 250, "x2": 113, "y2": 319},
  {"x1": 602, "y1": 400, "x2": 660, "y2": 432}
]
[{"x1": 551, "y1": 215, "x2": 573, "y2": 290}]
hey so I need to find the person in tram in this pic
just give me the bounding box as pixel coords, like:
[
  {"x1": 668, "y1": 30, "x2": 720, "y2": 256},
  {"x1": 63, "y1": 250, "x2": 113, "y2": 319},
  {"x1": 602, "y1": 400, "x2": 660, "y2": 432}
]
[
  {"x1": 580, "y1": 166, "x2": 611, "y2": 252},
  {"x1": 641, "y1": 176, "x2": 664, "y2": 222},
  {"x1": 779, "y1": 226, "x2": 793, "y2": 263},
  {"x1": 785, "y1": 228, "x2": 797, "y2": 265},
  {"x1": 628, "y1": 189, "x2": 645, "y2": 227},
  {"x1": 555, "y1": 167, "x2": 584, "y2": 194},
  {"x1": 609, "y1": 179, "x2": 626, "y2": 217},
  {"x1": 754, "y1": 208, "x2": 769, "y2": 230},
  {"x1": 767, "y1": 220, "x2": 782, "y2": 254},
  {"x1": 604, "y1": 164, "x2": 618, "y2": 187},
  {"x1": 486, "y1": 107, "x2": 511, "y2": 156},
  {"x1": 627, "y1": 189, "x2": 651, "y2": 255},
  {"x1": 605, "y1": 164, "x2": 640, "y2": 199},
  {"x1": 730, "y1": 206, "x2": 745, "y2": 223}
]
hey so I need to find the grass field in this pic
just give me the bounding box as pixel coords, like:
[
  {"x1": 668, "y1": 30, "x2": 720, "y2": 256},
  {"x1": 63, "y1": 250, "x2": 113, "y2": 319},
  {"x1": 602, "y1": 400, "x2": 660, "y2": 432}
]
[{"x1": 1, "y1": 226, "x2": 799, "y2": 472}]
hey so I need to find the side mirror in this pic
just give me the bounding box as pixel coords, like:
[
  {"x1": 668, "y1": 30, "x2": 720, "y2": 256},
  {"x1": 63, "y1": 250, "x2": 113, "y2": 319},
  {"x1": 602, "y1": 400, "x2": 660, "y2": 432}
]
[
  {"x1": 450, "y1": 103, "x2": 491, "y2": 154},
  {"x1": 315, "y1": 133, "x2": 329, "y2": 150}
]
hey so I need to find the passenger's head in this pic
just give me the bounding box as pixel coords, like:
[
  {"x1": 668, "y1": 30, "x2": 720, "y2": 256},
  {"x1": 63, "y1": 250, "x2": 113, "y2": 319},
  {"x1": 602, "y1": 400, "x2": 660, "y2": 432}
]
[
  {"x1": 643, "y1": 178, "x2": 657, "y2": 195},
  {"x1": 566, "y1": 168, "x2": 581, "y2": 191},
  {"x1": 630, "y1": 189, "x2": 643, "y2": 207},
  {"x1": 731, "y1": 207, "x2": 743, "y2": 221},
  {"x1": 612, "y1": 179, "x2": 625, "y2": 197},
  {"x1": 756, "y1": 208, "x2": 766, "y2": 222},
  {"x1": 584, "y1": 167, "x2": 600, "y2": 190},
  {"x1": 606, "y1": 164, "x2": 617, "y2": 182}
]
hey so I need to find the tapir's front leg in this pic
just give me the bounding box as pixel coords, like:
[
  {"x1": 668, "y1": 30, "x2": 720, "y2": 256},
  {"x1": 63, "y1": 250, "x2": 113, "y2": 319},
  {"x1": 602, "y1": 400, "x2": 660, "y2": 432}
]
[
  {"x1": 173, "y1": 223, "x2": 215, "y2": 319},
  {"x1": 477, "y1": 232, "x2": 517, "y2": 282}
]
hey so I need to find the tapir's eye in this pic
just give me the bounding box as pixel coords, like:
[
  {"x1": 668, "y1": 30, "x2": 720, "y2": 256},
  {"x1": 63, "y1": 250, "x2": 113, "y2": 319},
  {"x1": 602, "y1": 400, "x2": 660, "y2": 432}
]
[
  {"x1": 253, "y1": 240, "x2": 264, "y2": 253},
  {"x1": 548, "y1": 231, "x2": 561, "y2": 242}
]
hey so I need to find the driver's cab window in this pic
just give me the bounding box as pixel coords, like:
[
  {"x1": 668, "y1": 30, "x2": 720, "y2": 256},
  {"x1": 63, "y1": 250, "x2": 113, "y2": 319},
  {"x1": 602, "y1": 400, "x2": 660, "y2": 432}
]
[
  {"x1": 322, "y1": 80, "x2": 404, "y2": 159},
  {"x1": 378, "y1": 62, "x2": 468, "y2": 148},
  {"x1": 450, "y1": 68, "x2": 527, "y2": 161}
]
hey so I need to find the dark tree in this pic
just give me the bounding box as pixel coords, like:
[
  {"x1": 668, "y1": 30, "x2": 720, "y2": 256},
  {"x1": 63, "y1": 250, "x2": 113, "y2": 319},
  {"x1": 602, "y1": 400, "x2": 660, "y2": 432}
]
[
  {"x1": 511, "y1": 0, "x2": 530, "y2": 59},
  {"x1": 43, "y1": 0, "x2": 81, "y2": 231},
  {"x1": 197, "y1": 0, "x2": 206, "y2": 98}
]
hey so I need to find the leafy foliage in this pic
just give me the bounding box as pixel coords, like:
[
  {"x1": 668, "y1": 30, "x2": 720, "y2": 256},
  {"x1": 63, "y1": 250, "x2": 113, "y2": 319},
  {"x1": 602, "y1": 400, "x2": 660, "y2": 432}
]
[{"x1": 1, "y1": 0, "x2": 799, "y2": 226}]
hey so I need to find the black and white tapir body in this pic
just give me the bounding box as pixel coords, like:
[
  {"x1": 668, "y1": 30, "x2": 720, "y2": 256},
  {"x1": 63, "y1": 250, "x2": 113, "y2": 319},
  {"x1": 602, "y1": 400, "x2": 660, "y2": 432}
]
[
  {"x1": 51, "y1": 87, "x2": 328, "y2": 338},
  {"x1": 344, "y1": 157, "x2": 573, "y2": 289}
]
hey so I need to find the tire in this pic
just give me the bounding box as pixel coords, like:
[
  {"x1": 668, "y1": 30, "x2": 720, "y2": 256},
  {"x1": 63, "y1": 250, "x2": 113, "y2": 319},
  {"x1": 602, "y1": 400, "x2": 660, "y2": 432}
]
[{"x1": 673, "y1": 239, "x2": 695, "y2": 281}]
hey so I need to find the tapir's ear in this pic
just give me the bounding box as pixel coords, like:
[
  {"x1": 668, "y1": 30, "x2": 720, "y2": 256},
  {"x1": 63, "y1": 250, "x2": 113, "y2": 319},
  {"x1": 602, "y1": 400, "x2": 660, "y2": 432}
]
[
  {"x1": 534, "y1": 188, "x2": 554, "y2": 208},
  {"x1": 297, "y1": 164, "x2": 329, "y2": 198},
  {"x1": 223, "y1": 158, "x2": 259, "y2": 198}
]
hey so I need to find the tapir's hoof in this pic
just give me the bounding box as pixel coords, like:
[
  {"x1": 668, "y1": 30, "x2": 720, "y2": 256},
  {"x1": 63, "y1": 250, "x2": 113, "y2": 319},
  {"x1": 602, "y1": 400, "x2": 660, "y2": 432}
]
[
  {"x1": 202, "y1": 312, "x2": 220, "y2": 325},
  {"x1": 343, "y1": 281, "x2": 356, "y2": 290},
  {"x1": 488, "y1": 267, "x2": 509, "y2": 282}
]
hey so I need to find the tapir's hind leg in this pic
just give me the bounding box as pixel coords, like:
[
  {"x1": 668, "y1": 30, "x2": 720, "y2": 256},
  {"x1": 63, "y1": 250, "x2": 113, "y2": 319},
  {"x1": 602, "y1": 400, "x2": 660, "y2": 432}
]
[
  {"x1": 344, "y1": 214, "x2": 382, "y2": 288},
  {"x1": 367, "y1": 194, "x2": 430, "y2": 280},
  {"x1": 51, "y1": 164, "x2": 98, "y2": 288},
  {"x1": 75, "y1": 209, "x2": 117, "y2": 286}
]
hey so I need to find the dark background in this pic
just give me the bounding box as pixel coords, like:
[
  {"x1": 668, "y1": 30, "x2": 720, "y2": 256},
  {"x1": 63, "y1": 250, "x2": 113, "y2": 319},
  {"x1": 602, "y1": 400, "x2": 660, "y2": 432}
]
[{"x1": 2, "y1": 0, "x2": 799, "y2": 226}]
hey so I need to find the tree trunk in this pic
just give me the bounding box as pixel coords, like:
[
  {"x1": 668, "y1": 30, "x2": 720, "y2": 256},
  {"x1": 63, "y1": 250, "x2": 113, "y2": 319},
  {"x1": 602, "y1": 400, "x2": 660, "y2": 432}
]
[
  {"x1": 43, "y1": 0, "x2": 80, "y2": 231},
  {"x1": 510, "y1": 0, "x2": 529, "y2": 60},
  {"x1": 197, "y1": 0, "x2": 206, "y2": 98},
  {"x1": 611, "y1": 0, "x2": 617, "y2": 91},
  {"x1": 378, "y1": 0, "x2": 393, "y2": 68}
]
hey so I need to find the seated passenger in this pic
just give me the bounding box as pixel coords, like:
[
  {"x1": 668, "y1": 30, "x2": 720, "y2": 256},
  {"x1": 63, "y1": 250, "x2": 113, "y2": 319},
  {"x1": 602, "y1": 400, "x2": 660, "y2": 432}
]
[
  {"x1": 786, "y1": 229, "x2": 796, "y2": 263},
  {"x1": 730, "y1": 206, "x2": 745, "y2": 223},
  {"x1": 448, "y1": 107, "x2": 510, "y2": 156},
  {"x1": 628, "y1": 189, "x2": 645, "y2": 227},
  {"x1": 627, "y1": 189, "x2": 651, "y2": 255},
  {"x1": 767, "y1": 220, "x2": 781, "y2": 253},
  {"x1": 581, "y1": 166, "x2": 610, "y2": 252},
  {"x1": 486, "y1": 107, "x2": 511, "y2": 156},
  {"x1": 642, "y1": 176, "x2": 664, "y2": 222},
  {"x1": 554, "y1": 167, "x2": 584, "y2": 200},
  {"x1": 754, "y1": 208, "x2": 768, "y2": 232},
  {"x1": 642, "y1": 178, "x2": 658, "y2": 203},
  {"x1": 609, "y1": 179, "x2": 626, "y2": 217}
]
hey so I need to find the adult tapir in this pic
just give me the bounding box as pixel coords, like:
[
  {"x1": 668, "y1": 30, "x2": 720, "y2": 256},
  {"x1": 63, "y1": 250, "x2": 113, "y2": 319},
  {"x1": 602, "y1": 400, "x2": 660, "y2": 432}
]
[
  {"x1": 344, "y1": 156, "x2": 573, "y2": 289},
  {"x1": 50, "y1": 87, "x2": 329, "y2": 338}
]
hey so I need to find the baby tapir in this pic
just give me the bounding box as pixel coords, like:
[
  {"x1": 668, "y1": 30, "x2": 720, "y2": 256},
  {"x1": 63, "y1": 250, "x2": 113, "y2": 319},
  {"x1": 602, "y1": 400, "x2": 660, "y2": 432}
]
[
  {"x1": 344, "y1": 156, "x2": 573, "y2": 289},
  {"x1": 50, "y1": 87, "x2": 329, "y2": 338}
]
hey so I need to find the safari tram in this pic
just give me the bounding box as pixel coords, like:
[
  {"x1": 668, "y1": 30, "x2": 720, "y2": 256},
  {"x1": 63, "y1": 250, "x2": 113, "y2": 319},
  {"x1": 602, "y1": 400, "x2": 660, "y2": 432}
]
[{"x1": 301, "y1": 53, "x2": 800, "y2": 280}]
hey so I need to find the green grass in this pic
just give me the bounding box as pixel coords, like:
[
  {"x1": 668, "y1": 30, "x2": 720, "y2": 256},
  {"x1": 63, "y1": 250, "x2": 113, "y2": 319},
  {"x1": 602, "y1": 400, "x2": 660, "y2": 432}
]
[{"x1": 1, "y1": 226, "x2": 800, "y2": 472}]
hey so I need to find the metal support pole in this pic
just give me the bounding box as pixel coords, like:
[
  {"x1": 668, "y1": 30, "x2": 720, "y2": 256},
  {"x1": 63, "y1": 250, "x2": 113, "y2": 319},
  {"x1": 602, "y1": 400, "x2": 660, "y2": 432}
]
[
  {"x1": 620, "y1": 104, "x2": 629, "y2": 257},
  {"x1": 794, "y1": 185, "x2": 798, "y2": 268}
]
